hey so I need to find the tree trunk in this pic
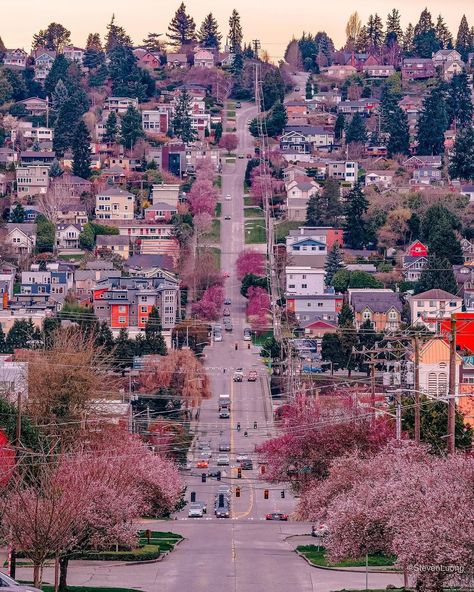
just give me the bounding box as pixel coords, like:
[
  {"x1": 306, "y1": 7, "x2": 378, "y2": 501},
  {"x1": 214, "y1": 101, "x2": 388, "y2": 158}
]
[
  {"x1": 59, "y1": 556, "x2": 69, "y2": 592},
  {"x1": 33, "y1": 563, "x2": 42, "y2": 589}
]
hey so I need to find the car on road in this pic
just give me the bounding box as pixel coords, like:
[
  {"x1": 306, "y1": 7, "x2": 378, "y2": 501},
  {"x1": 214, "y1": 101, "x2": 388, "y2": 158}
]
[
  {"x1": 200, "y1": 448, "x2": 212, "y2": 459},
  {"x1": 294, "y1": 86, "x2": 300, "y2": 91},
  {"x1": 238, "y1": 154, "x2": 244, "y2": 159},
  {"x1": 233, "y1": 368, "x2": 243, "y2": 381},
  {"x1": 214, "y1": 331, "x2": 223, "y2": 342},
  {"x1": 225, "y1": 323, "x2": 233, "y2": 332},
  {"x1": 236, "y1": 454, "x2": 248, "y2": 463},
  {"x1": 219, "y1": 441, "x2": 231, "y2": 451},
  {"x1": 246, "y1": 153, "x2": 252, "y2": 159},
  {"x1": 236, "y1": 101, "x2": 241, "y2": 108},
  {"x1": 243, "y1": 328, "x2": 252, "y2": 341},
  {"x1": 207, "y1": 470, "x2": 221, "y2": 479},
  {"x1": 312, "y1": 523, "x2": 329, "y2": 537},
  {"x1": 223, "y1": 307, "x2": 231, "y2": 317},
  {"x1": 217, "y1": 454, "x2": 230, "y2": 466},
  {"x1": 225, "y1": 194, "x2": 232, "y2": 200},
  {"x1": 215, "y1": 503, "x2": 230, "y2": 518},
  {"x1": 180, "y1": 461, "x2": 192, "y2": 471},
  {"x1": 0, "y1": 572, "x2": 42, "y2": 592},
  {"x1": 266, "y1": 512, "x2": 289, "y2": 521},
  {"x1": 197, "y1": 439, "x2": 211, "y2": 450},
  {"x1": 224, "y1": 215, "x2": 231, "y2": 220},
  {"x1": 188, "y1": 503, "x2": 204, "y2": 518},
  {"x1": 247, "y1": 370, "x2": 257, "y2": 381},
  {"x1": 239, "y1": 459, "x2": 253, "y2": 470},
  {"x1": 219, "y1": 409, "x2": 230, "y2": 419},
  {"x1": 196, "y1": 459, "x2": 209, "y2": 468},
  {"x1": 224, "y1": 298, "x2": 231, "y2": 305}
]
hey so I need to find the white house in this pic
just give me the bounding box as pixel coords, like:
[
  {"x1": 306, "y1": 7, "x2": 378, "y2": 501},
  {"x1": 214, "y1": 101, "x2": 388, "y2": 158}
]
[
  {"x1": 0, "y1": 356, "x2": 28, "y2": 403},
  {"x1": 63, "y1": 46, "x2": 84, "y2": 65},
  {"x1": 56, "y1": 223, "x2": 82, "y2": 249},
  {"x1": 4, "y1": 49, "x2": 28, "y2": 69},
  {"x1": 365, "y1": 170, "x2": 394, "y2": 189},
  {"x1": 16, "y1": 165, "x2": 49, "y2": 199},
  {"x1": 194, "y1": 49, "x2": 214, "y2": 68},
  {"x1": 104, "y1": 97, "x2": 139, "y2": 114},
  {"x1": 5, "y1": 223, "x2": 37, "y2": 255},
  {"x1": 326, "y1": 161, "x2": 358, "y2": 185},
  {"x1": 286, "y1": 266, "x2": 326, "y2": 296},
  {"x1": 409, "y1": 289, "x2": 463, "y2": 332},
  {"x1": 95, "y1": 187, "x2": 135, "y2": 220}
]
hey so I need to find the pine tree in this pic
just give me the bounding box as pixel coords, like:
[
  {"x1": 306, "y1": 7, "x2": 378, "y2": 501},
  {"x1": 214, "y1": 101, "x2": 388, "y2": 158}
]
[
  {"x1": 84, "y1": 33, "x2": 106, "y2": 69},
  {"x1": 455, "y1": 15, "x2": 471, "y2": 61},
  {"x1": 105, "y1": 14, "x2": 132, "y2": 53},
  {"x1": 338, "y1": 302, "x2": 354, "y2": 326},
  {"x1": 49, "y1": 159, "x2": 63, "y2": 178},
  {"x1": 305, "y1": 75, "x2": 313, "y2": 100},
  {"x1": 325, "y1": 243, "x2": 344, "y2": 286},
  {"x1": 120, "y1": 105, "x2": 144, "y2": 149},
  {"x1": 103, "y1": 110, "x2": 119, "y2": 145},
  {"x1": 447, "y1": 72, "x2": 473, "y2": 127},
  {"x1": 172, "y1": 89, "x2": 197, "y2": 144},
  {"x1": 0, "y1": 324, "x2": 7, "y2": 354},
  {"x1": 415, "y1": 254, "x2": 458, "y2": 295},
  {"x1": 44, "y1": 54, "x2": 70, "y2": 97},
  {"x1": 214, "y1": 121, "x2": 223, "y2": 143},
  {"x1": 449, "y1": 127, "x2": 474, "y2": 182},
  {"x1": 435, "y1": 15, "x2": 453, "y2": 49},
  {"x1": 427, "y1": 219, "x2": 463, "y2": 265},
  {"x1": 343, "y1": 184, "x2": 369, "y2": 249},
  {"x1": 403, "y1": 23, "x2": 415, "y2": 53},
  {"x1": 385, "y1": 9, "x2": 402, "y2": 45},
  {"x1": 95, "y1": 321, "x2": 115, "y2": 353},
  {"x1": 338, "y1": 305, "x2": 358, "y2": 375},
  {"x1": 51, "y1": 79, "x2": 69, "y2": 111},
  {"x1": 305, "y1": 195, "x2": 321, "y2": 226},
  {"x1": 167, "y1": 2, "x2": 196, "y2": 46},
  {"x1": 266, "y1": 102, "x2": 287, "y2": 137},
  {"x1": 387, "y1": 106, "x2": 410, "y2": 156},
  {"x1": 334, "y1": 113, "x2": 345, "y2": 141},
  {"x1": 113, "y1": 327, "x2": 135, "y2": 368},
  {"x1": 53, "y1": 95, "x2": 86, "y2": 156},
  {"x1": 198, "y1": 13, "x2": 221, "y2": 49},
  {"x1": 10, "y1": 203, "x2": 25, "y2": 223},
  {"x1": 72, "y1": 120, "x2": 92, "y2": 179},
  {"x1": 345, "y1": 113, "x2": 367, "y2": 144},
  {"x1": 355, "y1": 26, "x2": 369, "y2": 52},
  {"x1": 108, "y1": 45, "x2": 147, "y2": 101},
  {"x1": 367, "y1": 14, "x2": 384, "y2": 48},
  {"x1": 143, "y1": 306, "x2": 167, "y2": 355},
  {"x1": 228, "y1": 9, "x2": 243, "y2": 53},
  {"x1": 142, "y1": 33, "x2": 163, "y2": 53},
  {"x1": 414, "y1": 8, "x2": 434, "y2": 37},
  {"x1": 416, "y1": 85, "x2": 447, "y2": 155}
]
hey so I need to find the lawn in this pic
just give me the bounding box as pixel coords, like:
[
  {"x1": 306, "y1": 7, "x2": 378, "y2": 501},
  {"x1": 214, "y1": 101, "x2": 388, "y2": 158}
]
[
  {"x1": 244, "y1": 219, "x2": 266, "y2": 244},
  {"x1": 226, "y1": 127, "x2": 237, "y2": 132},
  {"x1": 207, "y1": 246, "x2": 221, "y2": 269},
  {"x1": 244, "y1": 195, "x2": 253, "y2": 206},
  {"x1": 297, "y1": 546, "x2": 395, "y2": 568},
  {"x1": 214, "y1": 175, "x2": 222, "y2": 189},
  {"x1": 244, "y1": 207, "x2": 264, "y2": 218},
  {"x1": 227, "y1": 110, "x2": 236, "y2": 118},
  {"x1": 215, "y1": 202, "x2": 222, "y2": 217},
  {"x1": 202, "y1": 219, "x2": 221, "y2": 242},
  {"x1": 226, "y1": 157, "x2": 236, "y2": 164},
  {"x1": 274, "y1": 220, "x2": 302, "y2": 243},
  {"x1": 252, "y1": 330, "x2": 273, "y2": 346}
]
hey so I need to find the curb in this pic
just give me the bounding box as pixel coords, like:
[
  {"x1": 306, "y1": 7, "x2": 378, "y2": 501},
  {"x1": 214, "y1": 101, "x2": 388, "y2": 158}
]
[{"x1": 294, "y1": 550, "x2": 402, "y2": 574}]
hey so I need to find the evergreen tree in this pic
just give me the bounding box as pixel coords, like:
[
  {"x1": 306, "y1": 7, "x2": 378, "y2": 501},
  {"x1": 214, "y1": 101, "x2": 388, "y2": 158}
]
[
  {"x1": 416, "y1": 85, "x2": 447, "y2": 155},
  {"x1": 44, "y1": 54, "x2": 70, "y2": 97},
  {"x1": 10, "y1": 203, "x2": 25, "y2": 223},
  {"x1": 305, "y1": 75, "x2": 313, "y2": 100},
  {"x1": 143, "y1": 306, "x2": 167, "y2": 355},
  {"x1": 446, "y1": 73, "x2": 473, "y2": 127},
  {"x1": 413, "y1": 8, "x2": 439, "y2": 57},
  {"x1": 0, "y1": 324, "x2": 7, "y2": 354},
  {"x1": 403, "y1": 23, "x2": 415, "y2": 53},
  {"x1": 172, "y1": 89, "x2": 197, "y2": 143},
  {"x1": 83, "y1": 33, "x2": 106, "y2": 69},
  {"x1": 385, "y1": 9, "x2": 402, "y2": 45},
  {"x1": 51, "y1": 79, "x2": 69, "y2": 111},
  {"x1": 321, "y1": 333, "x2": 345, "y2": 372},
  {"x1": 72, "y1": 120, "x2": 92, "y2": 179},
  {"x1": 105, "y1": 15, "x2": 132, "y2": 53},
  {"x1": 338, "y1": 309, "x2": 358, "y2": 375},
  {"x1": 414, "y1": 8, "x2": 435, "y2": 37},
  {"x1": 421, "y1": 204, "x2": 460, "y2": 243},
  {"x1": 343, "y1": 184, "x2": 369, "y2": 249},
  {"x1": 338, "y1": 302, "x2": 354, "y2": 326},
  {"x1": 261, "y1": 69, "x2": 285, "y2": 111},
  {"x1": 345, "y1": 112, "x2": 367, "y2": 144},
  {"x1": 449, "y1": 127, "x2": 474, "y2": 182},
  {"x1": 355, "y1": 26, "x2": 369, "y2": 52},
  {"x1": 305, "y1": 194, "x2": 321, "y2": 226},
  {"x1": 49, "y1": 159, "x2": 63, "y2": 178},
  {"x1": 387, "y1": 106, "x2": 410, "y2": 156},
  {"x1": 5, "y1": 319, "x2": 36, "y2": 352},
  {"x1": 427, "y1": 219, "x2": 463, "y2": 265},
  {"x1": 357, "y1": 319, "x2": 381, "y2": 353},
  {"x1": 142, "y1": 33, "x2": 164, "y2": 53},
  {"x1": 325, "y1": 243, "x2": 344, "y2": 286},
  {"x1": 95, "y1": 321, "x2": 115, "y2": 353},
  {"x1": 3, "y1": 67, "x2": 26, "y2": 101},
  {"x1": 455, "y1": 15, "x2": 471, "y2": 61},
  {"x1": 435, "y1": 15, "x2": 453, "y2": 49},
  {"x1": 214, "y1": 121, "x2": 223, "y2": 143},
  {"x1": 367, "y1": 14, "x2": 384, "y2": 48},
  {"x1": 32, "y1": 22, "x2": 71, "y2": 52},
  {"x1": 120, "y1": 105, "x2": 144, "y2": 149},
  {"x1": 43, "y1": 316, "x2": 61, "y2": 349},
  {"x1": 108, "y1": 45, "x2": 147, "y2": 101},
  {"x1": 113, "y1": 327, "x2": 135, "y2": 368},
  {"x1": 103, "y1": 111, "x2": 119, "y2": 145},
  {"x1": 415, "y1": 254, "x2": 458, "y2": 295},
  {"x1": 379, "y1": 83, "x2": 400, "y2": 132},
  {"x1": 266, "y1": 102, "x2": 287, "y2": 137},
  {"x1": 334, "y1": 112, "x2": 345, "y2": 141},
  {"x1": 53, "y1": 94, "x2": 87, "y2": 156},
  {"x1": 228, "y1": 9, "x2": 243, "y2": 54},
  {"x1": 230, "y1": 52, "x2": 244, "y2": 79},
  {"x1": 167, "y1": 2, "x2": 196, "y2": 46},
  {"x1": 198, "y1": 13, "x2": 221, "y2": 49}
]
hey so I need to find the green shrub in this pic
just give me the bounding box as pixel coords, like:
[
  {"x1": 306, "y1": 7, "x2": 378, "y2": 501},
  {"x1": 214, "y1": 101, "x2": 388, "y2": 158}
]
[{"x1": 78, "y1": 544, "x2": 160, "y2": 562}]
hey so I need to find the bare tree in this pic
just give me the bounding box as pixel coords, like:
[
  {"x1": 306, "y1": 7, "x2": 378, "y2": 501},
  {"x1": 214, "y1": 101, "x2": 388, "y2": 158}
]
[{"x1": 36, "y1": 184, "x2": 74, "y2": 224}]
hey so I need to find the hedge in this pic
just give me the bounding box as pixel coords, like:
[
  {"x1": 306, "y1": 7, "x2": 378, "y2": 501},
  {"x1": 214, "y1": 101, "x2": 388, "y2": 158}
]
[{"x1": 78, "y1": 544, "x2": 160, "y2": 562}]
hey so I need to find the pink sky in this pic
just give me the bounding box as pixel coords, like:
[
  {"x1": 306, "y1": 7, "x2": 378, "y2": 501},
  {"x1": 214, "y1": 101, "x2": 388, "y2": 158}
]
[{"x1": 2, "y1": 0, "x2": 471, "y2": 61}]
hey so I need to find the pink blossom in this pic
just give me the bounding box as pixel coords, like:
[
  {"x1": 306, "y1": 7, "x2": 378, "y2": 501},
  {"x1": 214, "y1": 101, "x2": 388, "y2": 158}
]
[{"x1": 236, "y1": 250, "x2": 266, "y2": 280}]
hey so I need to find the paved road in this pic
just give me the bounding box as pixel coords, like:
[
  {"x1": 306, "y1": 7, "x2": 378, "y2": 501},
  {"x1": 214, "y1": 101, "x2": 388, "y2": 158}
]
[{"x1": 16, "y1": 103, "x2": 404, "y2": 592}]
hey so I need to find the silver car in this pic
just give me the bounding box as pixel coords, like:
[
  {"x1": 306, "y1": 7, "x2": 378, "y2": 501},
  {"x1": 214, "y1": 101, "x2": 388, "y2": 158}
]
[
  {"x1": 188, "y1": 503, "x2": 204, "y2": 518},
  {"x1": 217, "y1": 454, "x2": 230, "y2": 466},
  {"x1": 0, "y1": 572, "x2": 42, "y2": 592}
]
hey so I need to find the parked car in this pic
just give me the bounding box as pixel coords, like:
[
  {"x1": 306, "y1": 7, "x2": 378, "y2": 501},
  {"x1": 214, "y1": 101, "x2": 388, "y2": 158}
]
[
  {"x1": 219, "y1": 441, "x2": 231, "y2": 452},
  {"x1": 214, "y1": 331, "x2": 223, "y2": 342},
  {"x1": 238, "y1": 154, "x2": 244, "y2": 158},
  {"x1": 224, "y1": 215, "x2": 231, "y2": 220},
  {"x1": 196, "y1": 459, "x2": 209, "y2": 468},
  {"x1": 217, "y1": 454, "x2": 230, "y2": 466},
  {"x1": 233, "y1": 369, "x2": 243, "y2": 381},
  {"x1": 243, "y1": 328, "x2": 252, "y2": 341},
  {"x1": 225, "y1": 194, "x2": 231, "y2": 200},
  {"x1": 266, "y1": 512, "x2": 288, "y2": 521},
  {"x1": 188, "y1": 503, "x2": 204, "y2": 518},
  {"x1": 219, "y1": 409, "x2": 230, "y2": 419},
  {"x1": 239, "y1": 459, "x2": 253, "y2": 470},
  {"x1": 224, "y1": 299, "x2": 232, "y2": 305},
  {"x1": 236, "y1": 101, "x2": 241, "y2": 108},
  {"x1": 247, "y1": 370, "x2": 257, "y2": 382},
  {"x1": 225, "y1": 323, "x2": 233, "y2": 332},
  {"x1": 223, "y1": 307, "x2": 231, "y2": 317},
  {"x1": 0, "y1": 572, "x2": 42, "y2": 592}
]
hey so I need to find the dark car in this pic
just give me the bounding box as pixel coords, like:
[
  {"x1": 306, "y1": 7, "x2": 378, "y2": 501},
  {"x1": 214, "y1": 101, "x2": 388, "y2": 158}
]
[
  {"x1": 266, "y1": 512, "x2": 288, "y2": 521},
  {"x1": 239, "y1": 458, "x2": 253, "y2": 470}
]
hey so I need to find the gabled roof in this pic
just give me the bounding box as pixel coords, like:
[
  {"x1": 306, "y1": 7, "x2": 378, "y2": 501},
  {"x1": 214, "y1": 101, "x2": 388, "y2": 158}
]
[
  {"x1": 6, "y1": 223, "x2": 37, "y2": 235},
  {"x1": 290, "y1": 238, "x2": 326, "y2": 248},
  {"x1": 96, "y1": 235, "x2": 130, "y2": 246},
  {"x1": 410, "y1": 289, "x2": 460, "y2": 300},
  {"x1": 98, "y1": 187, "x2": 134, "y2": 197},
  {"x1": 351, "y1": 292, "x2": 402, "y2": 313}
]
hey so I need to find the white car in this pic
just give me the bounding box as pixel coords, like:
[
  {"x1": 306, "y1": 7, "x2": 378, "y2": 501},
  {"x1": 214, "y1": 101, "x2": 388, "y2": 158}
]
[
  {"x1": 225, "y1": 194, "x2": 232, "y2": 200},
  {"x1": 188, "y1": 503, "x2": 204, "y2": 518},
  {"x1": 217, "y1": 454, "x2": 230, "y2": 466}
]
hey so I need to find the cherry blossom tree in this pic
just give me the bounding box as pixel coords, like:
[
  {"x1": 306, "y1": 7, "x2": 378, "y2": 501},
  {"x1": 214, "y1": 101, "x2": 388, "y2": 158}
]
[
  {"x1": 219, "y1": 133, "x2": 238, "y2": 154},
  {"x1": 236, "y1": 249, "x2": 266, "y2": 280},
  {"x1": 192, "y1": 284, "x2": 224, "y2": 320},
  {"x1": 249, "y1": 167, "x2": 283, "y2": 207},
  {"x1": 246, "y1": 285, "x2": 271, "y2": 333},
  {"x1": 187, "y1": 178, "x2": 218, "y2": 216}
]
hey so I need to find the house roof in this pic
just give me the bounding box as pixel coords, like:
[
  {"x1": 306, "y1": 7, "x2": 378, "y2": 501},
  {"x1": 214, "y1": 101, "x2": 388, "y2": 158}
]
[
  {"x1": 290, "y1": 238, "x2": 326, "y2": 248},
  {"x1": 403, "y1": 58, "x2": 433, "y2": 64},
  {"x1": 403, "y1": 255, "x2": 428, "y2": 266},
  {"x1": 461, "y1": 184, "x2": 474, "y2": 192},
  {"x1": 124, "y1": 254, "x2": 175, "y2": 271},
  {"x1": 96, "y1": 235, "x2": 130, "y2": 247},
  {"x1": 6, "y1": 223, "x2": 37, "y2": 234},
  {"x1": 410, "y1": 289, "x2": 460, "y2": 300},
  {"x1": 148, "y1": 201, "x2": 178, "y2": 211},
  {"x1": 56, "y1": 223, "x2": 81, "y2": 231},
  {"x1": 98, "y1": 187, "x2": 134, "y2": 197},
  {"x1": 284, "y1": 125, "x2": 332, "y2": 135},
  {"x1": 351, "y1": 292, "x2": 402, "y2": 313},
  {"x1": 301, "y1": 316, "x2": 337, "y2": 329},
  {"x1": 21, "y1": 151, "x2": 55, "y2": 158},
  {"x1": 194, "y1": 50, "x2": 214, "y2": 60}
]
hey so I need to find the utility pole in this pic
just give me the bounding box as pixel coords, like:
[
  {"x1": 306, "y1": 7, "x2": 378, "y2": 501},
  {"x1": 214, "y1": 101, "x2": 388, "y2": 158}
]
[
  {"x1": 9, "y1": 392, "x2": 22, "y2": 578},
  {"x1": 413, "y1": 335, "x2": 420, "y2": 444},
  {"x1": 370, "y1": 351, "x2": 376, "y2": 415},
  {"x1": 252, "y1": 39, "x2": 261, "y2": 59},
  {"x1": 448, "y1": 315, "x2": 457, "y2": 454}
]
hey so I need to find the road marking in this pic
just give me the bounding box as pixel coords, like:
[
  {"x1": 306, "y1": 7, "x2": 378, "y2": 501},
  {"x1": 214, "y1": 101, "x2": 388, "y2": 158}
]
[
  {"x1": 230, "y1": 375, "x2": 235, "y2": 519},
  {"x1": 233, "y1": 469, "x2": 255, "y2": 519}
]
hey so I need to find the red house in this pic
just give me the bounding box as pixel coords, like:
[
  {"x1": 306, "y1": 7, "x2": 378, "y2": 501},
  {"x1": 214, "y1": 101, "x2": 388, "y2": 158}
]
[
  {"x1": 440, "y1": 313, "x2": 474, "y2": 354},
  {"x1": 406, "y1": 240, "x2": 428, "y2": 258}
]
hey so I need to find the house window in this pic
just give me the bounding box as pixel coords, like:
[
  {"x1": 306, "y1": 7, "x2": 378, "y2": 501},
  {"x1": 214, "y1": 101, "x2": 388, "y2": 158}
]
[
  {"x1": 141, "y1": 306, "x2": 148, "y2": 313},
  {"x1": 119, "y1": 305, "x2": 126, "y2": 313},
  {"x1": 362, "y1": 310, "x2": 372, "y2": 320},
  {"x1": 288, "y1": 284, "x2": 295, "y2": 289},
  {"x1": 417, "y1": 301, "x2": 424, "y2": 307},
  {"x1": 449, "y1": 301, "x2": 457, "y2": 307},
  {"x1": 317, "y1": 302, "x2": 323, "y2": 307},
  {"x1": 429, "y1": 300, "x2": 435, "y2": 307},
  {"x1": 388, "y1": 311, "x2": 397, "y2": 320},
  {"x1": 301, "y1": 284, "x2": 307, "y2": 289},
  {"x1": 118, "y1": 316, "x2": 126, "y2": 323}
]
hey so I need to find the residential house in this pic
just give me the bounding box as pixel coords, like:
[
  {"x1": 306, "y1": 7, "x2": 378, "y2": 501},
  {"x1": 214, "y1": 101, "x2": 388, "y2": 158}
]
[
  {"x1": 185, "y1": 144, "x2": 221, "y2": 173},
  {"x1": 124, "y1": 254, "x2": 176, "y2": 276},
  {"x1": 411, "y1": 166, "x2": 443, "y2": 186},
  {"x1": 20, "y1": 263, "x2": 74, "y2": 301},
  {"x1": 286, "y1": 266, "x2": 326, "y2": 296},
  {"x1": 416, "y1": 338, "x2": 462, "y2": 397},
  {"x1": 55, "y1": 223, "x2": 81, "y2": 249},
  {"x1": 103, "y1": 220, "x2": 179, "y2": 260},
  {"x1": 280, "y1": 125, "x2": 335, "y2": 153},
  {"x1": 151, "y1": 183, "x2": 180, "y2": 207},
  {"x1": 16, "y1": 165, "x2": 49, "y2": 199},
  {"x1": 403, "y1": 155, "x2": 442, "y2": 169},
  {"x1": 399, "y1": 95, "x2": 423, "y2": 114},
  {"x1": 194, "y1": 49, "x2": 214, "y2": 68},
  {"x1": 285, "y1": 177, "x2": 320, "y2": 221},
  {"x1": 362, "y1": 64, "x2": 395, "y2": 77},
  {"x1": 167, "y1": 53, "x2": 188, "y2": 68},
  {"x1": 0, "y1": 262, "x2": 16, "y2": 300},
  {"x1": 402, "y1": 58, "x2": 436, "y2": 80},
  {"x1": 440, "y1": 313, "x2": 474, "y2": 355},
  {"x1": 300, "y1": 317, "x2": 337, "y2": 339},
  {"x1": 5, "y1": 223, "x2": 37, "y2": 254},
  {"x1": 0, "y1": 147, "x2": 17, "y2": 166},
  {"x1": 432, "y1": 49, "x2": 462, "y2": 67},
  {"x1": 50, "y1": 173, "x2": 92, "y2": 199},
  {"x1": 311, "y1": 91, "x2": 342, "y2": 109},
  {"x1": 33, "y1": 50, "x2": 56, "y2": 82},
  {"x1": 144, "y1": 202, "x2": 177, "y2": 222},
  {"x1": 63, "y1": 46, "x2": 84, "y2": 64},
  {"x1": 57, "y1": 205, "x2": 88, "y2": 227},
  {"x1": 161, "y1": 143, "x2": 186, "y2": 176},
  {"x1": 95, "y1": 188, "x2": 135, "y2": 221},
  {"x1": 285, "y1": 101, "x2": 309, "y2": 118},
  {"x1": 283, "y1": 164, "x2": 308, "y2": 183},
  {"x1": 322, "y1": 65, "x2": 357, "y2": 79},
  {"x1": 12, "y1": 123, "x2": 53, "y2": 144},
  {"x1": 442, "y1": 60, "x2": 465, "y2": 81},
  {"x1": 402, "y1": 256, "x2": 427, "y2": 281},
  {"x1": 461, "y1": 238, "x2": 474, "y2": 263},
  {"x1": 20, "y1": 151, "x2": 56, "y2": 166},
  {"x1": 92, "y1": 276, "x2": 180, "y2": 333},
  {"x1": 286, "y1": 292, "x2": 343, "y2": 323},
  {"x1": 326, "y1": 161, "x2": 358, "y2": 185},
  {"x1": 96, "y1": 235, "x2": 131, "y2": 259},
  {"x1": 4, "y1": 48, "x2": 28, "y2": 69},
  {"x1": 16, "y1": 97, "x2": 48, "y2": 116},
  {"x1": 460, "y1": 184, "x2": 474, "y2": 203},
  {"x1": 142, "y1": 107, "x2": 171, "y2": 134},
  {"x1": 409, "y1": 289, "x2": 463, "y2": 331},
  {"x1": 136, "y1": 50, "x2": 161, "y2": 70},
  {"x1": 337, "y1": 98, "x2": 380, "y2": 116},
  {"x1": 365, "y1": 170, "x2": 394, "y2": 189},
  {"x1": 104, "y1": 97, "x2": 139, "y2": 114},
  {"x1": 287, "y1": 226, "x2": 343, "y2": 251},
  {"x1": 0, "y1": 173, "x2": 7, "y2": 195},
  {"x1": 349, "y1": 290, "x2": 402, "y2": 331}
]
